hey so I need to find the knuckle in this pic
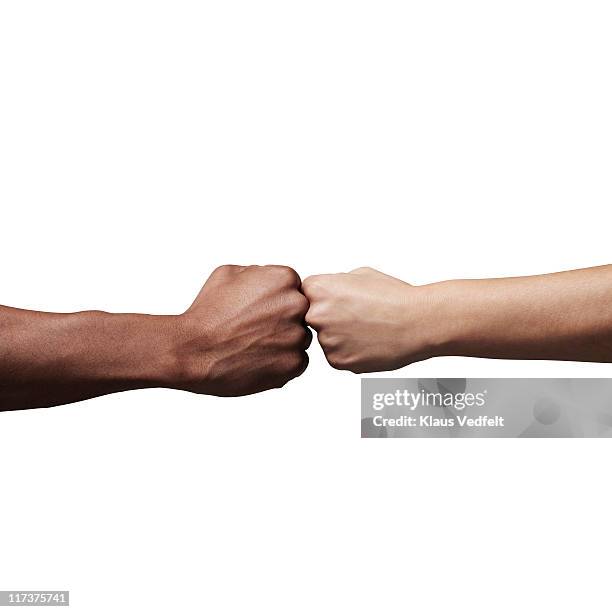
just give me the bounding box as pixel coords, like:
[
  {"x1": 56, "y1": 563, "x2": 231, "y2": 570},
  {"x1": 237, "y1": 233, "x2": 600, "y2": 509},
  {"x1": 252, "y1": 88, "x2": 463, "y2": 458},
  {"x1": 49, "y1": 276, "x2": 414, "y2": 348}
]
[
  {"x1": 304, "y1": 309, "x2": 318, "y2": 328},
  {"x1": 284, "y1": 351, "x2": 308, "y2": 376},
  {"x1": 305, "y1": 303, "x2": 328, "y2": 328},
  {"x1": 212, "y1": 264, "x2": 230, "y2": 275},
  {"x1": 301, "y1": 275, "x2": 324, "y2": 297},
  {"x1": 298, "y1": 351, "x2": 309, "y2": 373},
  {"x1": 325, "y1": 352, "x2": 351, "y2": 371},
  {"x1": 286, "y1": 325, "x2": 307, "y2": 346},
  {"x1": 286, "y1": 291, "x2": 309, "y2": 316},
  {"x1": 317, "y1": 331, "x2": 336, "y2": 348},
  {"x1": 212, "y1": 264, "x2": 240, "y2": 276},
  {"x1": 287, "y1": 352, "x2": 302, "y2": 371},
  {"x1": 271, "y1": 265, "x2": 300, "y2": 286},
  {"x1": 326, "y1": 355, "x2": 345, "y2": 370}
]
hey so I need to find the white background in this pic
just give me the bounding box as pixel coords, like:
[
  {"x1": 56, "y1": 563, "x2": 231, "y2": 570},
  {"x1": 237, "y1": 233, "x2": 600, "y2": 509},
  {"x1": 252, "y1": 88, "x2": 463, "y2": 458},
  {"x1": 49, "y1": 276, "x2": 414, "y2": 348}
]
[{"x1": 1, "y1": 1, "x2": 611, "y2": 610}]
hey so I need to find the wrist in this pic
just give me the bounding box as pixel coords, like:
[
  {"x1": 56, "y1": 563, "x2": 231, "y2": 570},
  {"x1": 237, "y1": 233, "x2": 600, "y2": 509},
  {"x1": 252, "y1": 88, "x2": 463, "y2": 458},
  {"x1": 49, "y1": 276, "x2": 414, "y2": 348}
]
[
  {"x1": 70, "y1": 311, "x2": 185, "y2": 390},
  {"x1": 162, "y1": 311, "x2": 217, "y2": 392},
  {"x1": 408, "y1": 280, "x2": 471, "y2": 359}
]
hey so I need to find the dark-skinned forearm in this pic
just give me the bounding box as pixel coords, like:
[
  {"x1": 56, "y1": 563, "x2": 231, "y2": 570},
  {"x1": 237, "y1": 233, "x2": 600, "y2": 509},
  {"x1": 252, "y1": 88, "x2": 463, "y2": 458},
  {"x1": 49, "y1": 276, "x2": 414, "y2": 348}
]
[{"x1": 0, "y1": 306, "x2": 179, "y2": 411}]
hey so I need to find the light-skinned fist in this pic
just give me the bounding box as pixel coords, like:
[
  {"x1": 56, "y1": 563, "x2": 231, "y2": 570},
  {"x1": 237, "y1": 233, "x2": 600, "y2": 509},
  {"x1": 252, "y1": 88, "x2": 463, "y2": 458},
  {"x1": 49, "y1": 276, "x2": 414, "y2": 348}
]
[{"x1": 302, "y1": 267, "x2": 444, "y2": 373}]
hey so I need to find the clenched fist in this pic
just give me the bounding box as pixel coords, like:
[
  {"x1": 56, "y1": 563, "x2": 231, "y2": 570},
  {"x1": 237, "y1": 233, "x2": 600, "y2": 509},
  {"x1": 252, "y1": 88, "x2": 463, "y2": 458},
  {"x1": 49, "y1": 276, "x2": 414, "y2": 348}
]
[
  {"x1": 175, "y1": 265, "x2": 311, "y2": 396},
  {"x1": 302, "y1": 267, "x2": 442, "y2": 373}
]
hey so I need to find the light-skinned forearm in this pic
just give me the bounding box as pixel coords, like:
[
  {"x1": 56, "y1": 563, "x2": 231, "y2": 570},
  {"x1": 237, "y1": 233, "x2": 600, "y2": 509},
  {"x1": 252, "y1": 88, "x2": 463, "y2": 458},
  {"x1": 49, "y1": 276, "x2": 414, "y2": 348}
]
[{"x1": 431, "y1": 265, "x2": 612, "y2": 362}]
